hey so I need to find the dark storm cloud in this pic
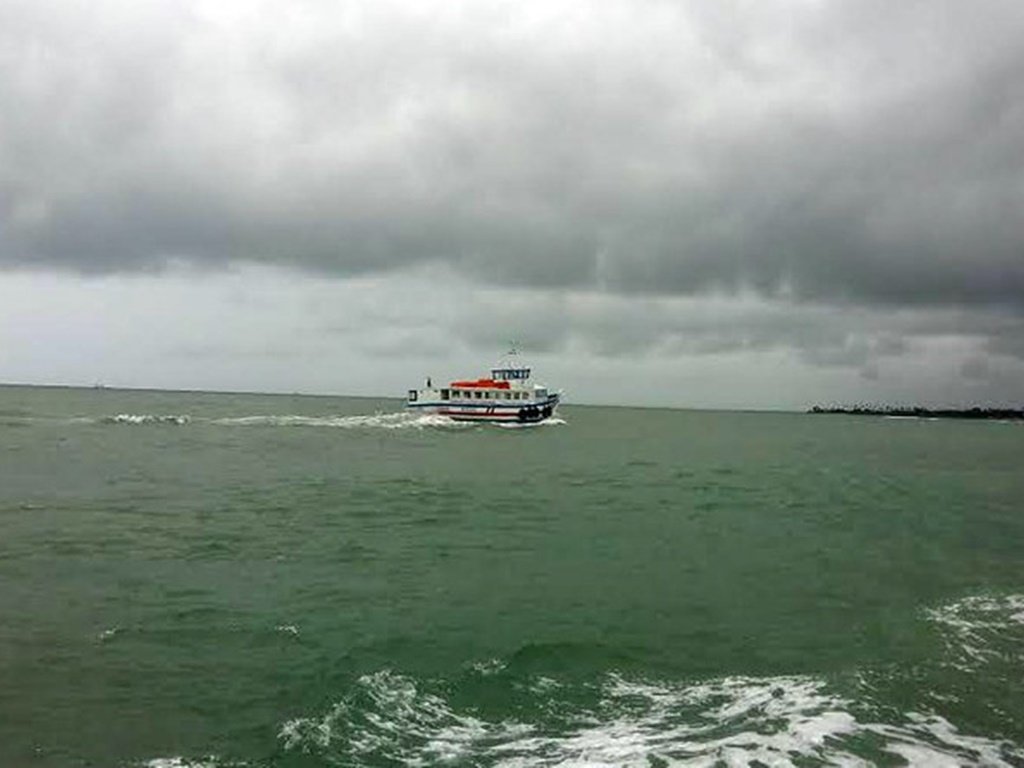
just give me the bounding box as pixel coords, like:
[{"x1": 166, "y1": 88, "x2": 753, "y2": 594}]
[
  {"x1": 2, "y1": 0, "x2": 1024, "y2": 315},
  {"x1": 416, "y1": 283, "x2": 1023, "y2": 375}
]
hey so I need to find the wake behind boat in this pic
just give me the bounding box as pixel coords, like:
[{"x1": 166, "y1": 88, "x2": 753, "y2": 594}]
[{"x1": 407, "y1": 352, "x2": 561, "y2": 424}]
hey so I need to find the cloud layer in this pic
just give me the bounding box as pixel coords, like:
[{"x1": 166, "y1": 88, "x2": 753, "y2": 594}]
[
  {"x1": 2, "y1": 266, "x2": 1022, "y2": 407},
  {"x1": 4, "y1": 1, "x2": 1023, "y2": 300}
]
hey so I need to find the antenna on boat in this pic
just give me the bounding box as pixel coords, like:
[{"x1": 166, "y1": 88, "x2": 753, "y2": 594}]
[{"x1": 493, "y1": 341, "x2": 521, "y2": 377}]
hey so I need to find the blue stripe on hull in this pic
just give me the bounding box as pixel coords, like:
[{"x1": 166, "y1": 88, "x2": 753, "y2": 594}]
[{"x1": 408, "y1": 395, "x2": 560, "y2": 411}]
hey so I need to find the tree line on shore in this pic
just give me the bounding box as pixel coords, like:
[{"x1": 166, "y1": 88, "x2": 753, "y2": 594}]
[{"x1": 808, "y1": 405, "x2": 1024, "y2": 420}]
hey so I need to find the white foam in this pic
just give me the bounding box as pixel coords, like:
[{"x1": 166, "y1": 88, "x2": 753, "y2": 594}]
[
  {"x1": 143, "y1": 754, "x2": 258, "y2": 768},
  {"x1": 488, "y1": 675, "x2": 866, "y2": 767},
  {"x1": 103, "y1": 413, "x2": 191, "y2": 425},
  {"x1": 925, "y1": 593, "x2": 1024, "y2": 671},
  {"x1": 467, "y1": 657, "x2": 509, "y2": 676},
  {"x1": 210, "y1": 411, "x2": 474, "y2": 430},
  {"x1": 277, "y1": 670, "x2": 1024, "y2": 767},
  {"x1": 279, "y1": 670, "x2": 502, "y2": 764}
]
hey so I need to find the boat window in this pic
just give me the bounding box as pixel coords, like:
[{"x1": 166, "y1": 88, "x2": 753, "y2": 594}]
[
  {"x1": 441, "y1": 389, "x2": 449, "y2": 400},
  {"x1": 408, "y1": 390, "x2": 418, "y2": 402}
]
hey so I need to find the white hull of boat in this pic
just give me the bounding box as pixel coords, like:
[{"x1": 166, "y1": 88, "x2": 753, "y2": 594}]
[{"x1": 407, "y1": 393, "x2": 561, "y2": 423}]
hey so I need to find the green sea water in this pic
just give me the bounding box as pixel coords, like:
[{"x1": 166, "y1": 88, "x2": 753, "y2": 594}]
[{"x1": 2, "y1": 384, "x2": 1024, "y2": 767}]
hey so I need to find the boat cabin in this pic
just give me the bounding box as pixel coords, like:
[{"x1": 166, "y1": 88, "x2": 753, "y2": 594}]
[
  {"x1": 491, "y1": 367, "x2": 531, "y2": 381},
  {"x1": 436, "y1": 383, "x2": 534, "y2": 402},
  {"x1": 410, "y1": 367, "x2": 540, "y2": 403}
]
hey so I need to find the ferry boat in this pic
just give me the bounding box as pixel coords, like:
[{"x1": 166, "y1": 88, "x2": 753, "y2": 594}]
[{"x1": 407, "y1": 353, "x2": 561, "y2": 423}]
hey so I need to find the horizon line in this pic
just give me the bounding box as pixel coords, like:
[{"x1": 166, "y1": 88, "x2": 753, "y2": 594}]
[{"x1": 0, "y1": 381, "x2": 803, "y2": 414}]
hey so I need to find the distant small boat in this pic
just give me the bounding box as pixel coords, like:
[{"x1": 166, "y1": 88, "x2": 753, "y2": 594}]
[{"x1": 407, "y1": 351, "x2": 561, "y2": 423}]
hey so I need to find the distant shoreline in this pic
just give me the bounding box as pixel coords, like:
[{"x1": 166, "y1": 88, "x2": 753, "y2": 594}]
[{"x1": 809, "y1": 405, "x2": 1024, "y2": 421}]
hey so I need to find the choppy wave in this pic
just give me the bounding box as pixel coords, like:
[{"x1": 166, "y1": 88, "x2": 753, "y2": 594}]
[
  {"x1": 140, "y1": 595, "x2": 1024, "y2": 768},
  {"x1": 926, "y1": 593, "x2": 1024, "y2": 673},
  {"x1": 276, "y1": 667, "x2": 1023, "y2": 767}
]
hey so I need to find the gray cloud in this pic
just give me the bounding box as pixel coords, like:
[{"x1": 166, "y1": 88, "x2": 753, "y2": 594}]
[{"x1": 3, "y1": 0, "x2": 1023, "y2": 307}]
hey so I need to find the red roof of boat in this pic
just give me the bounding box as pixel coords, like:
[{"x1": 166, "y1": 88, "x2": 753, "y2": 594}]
[{"x1": 449, "y1": 378, "x2": 511, "y2": 389}]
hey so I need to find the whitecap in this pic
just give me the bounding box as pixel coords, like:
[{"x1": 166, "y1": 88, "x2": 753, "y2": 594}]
[
  {"x1": 210, "y1": 411, "x2": 475, "y2": 430},
  {"x1": 102, "y1": 413, "x2": 191, "y2": 425},
  {"x1": 142, "y1": 756, "x2": 254, "y2": 768},
  {"x1": 278, "y1": 670, "x2": 508, "y2": 765},
  {"x1": 925, "y1": 593, "x2": 1024, "y2": 671},
  {"x1": 467, "y1": 657, "x2": 509, "y2": 676},
  {"x1": 277, "y1": 670, "x2": 1024, "y2": 767}
]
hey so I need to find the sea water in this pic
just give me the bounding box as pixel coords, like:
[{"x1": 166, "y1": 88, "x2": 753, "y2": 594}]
[{"x1": 2, "y1": 384, "x2": 1023, "y2": 767}]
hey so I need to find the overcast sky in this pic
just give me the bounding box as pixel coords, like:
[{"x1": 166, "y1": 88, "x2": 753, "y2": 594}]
[{"x1": 2, "y1": 0, "x2": 1023, "y2": 408}]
